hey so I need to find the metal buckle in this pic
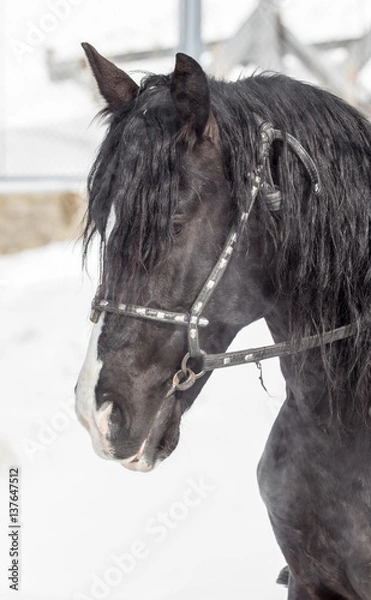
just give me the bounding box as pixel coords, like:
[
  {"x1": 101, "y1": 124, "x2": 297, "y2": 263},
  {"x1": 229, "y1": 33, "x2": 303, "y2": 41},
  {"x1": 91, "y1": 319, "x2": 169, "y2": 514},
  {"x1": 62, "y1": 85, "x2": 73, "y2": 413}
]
[{"x1": 168, "y1": 351, "x2": 206, "y2": 396}]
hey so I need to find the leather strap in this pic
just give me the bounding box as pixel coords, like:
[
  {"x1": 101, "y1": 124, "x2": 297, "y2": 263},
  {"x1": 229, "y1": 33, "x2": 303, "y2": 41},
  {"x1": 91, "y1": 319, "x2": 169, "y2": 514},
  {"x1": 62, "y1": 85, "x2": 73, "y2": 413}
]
[{"x1": 203, "y1": 322, "x2": 361, "y2": 371}]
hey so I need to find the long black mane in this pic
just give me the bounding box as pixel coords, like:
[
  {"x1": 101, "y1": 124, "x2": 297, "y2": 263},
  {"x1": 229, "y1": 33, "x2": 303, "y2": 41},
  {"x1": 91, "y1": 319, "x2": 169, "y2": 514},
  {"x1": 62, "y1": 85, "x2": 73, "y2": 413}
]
[
  {"x1": 85, "y1": 69, "x2": 371, "y2": 422},
  {"x1": 84, "y1": 74, "x2": 181, "y2": 279}
]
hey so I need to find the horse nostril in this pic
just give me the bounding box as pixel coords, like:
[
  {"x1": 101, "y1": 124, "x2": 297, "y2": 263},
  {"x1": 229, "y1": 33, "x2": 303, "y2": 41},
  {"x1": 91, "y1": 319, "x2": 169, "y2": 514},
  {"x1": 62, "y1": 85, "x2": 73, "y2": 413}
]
[
  {"x1": 109, "y1": 402, "x2": 123, "y2": 430},
  {"x1": 95, "y1": 400, "x2": 114, "y2": 436},
  {"x1": 96, "y1": 398, "x2": 125, "y2": 440}
]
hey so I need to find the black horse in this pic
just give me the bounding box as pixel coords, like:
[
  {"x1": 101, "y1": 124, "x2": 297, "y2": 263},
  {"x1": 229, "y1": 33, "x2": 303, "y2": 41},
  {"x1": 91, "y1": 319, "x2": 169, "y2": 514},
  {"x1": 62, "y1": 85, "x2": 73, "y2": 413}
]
[{"x1": 76, "y1": 43, "x2": 371, "y2": 599}]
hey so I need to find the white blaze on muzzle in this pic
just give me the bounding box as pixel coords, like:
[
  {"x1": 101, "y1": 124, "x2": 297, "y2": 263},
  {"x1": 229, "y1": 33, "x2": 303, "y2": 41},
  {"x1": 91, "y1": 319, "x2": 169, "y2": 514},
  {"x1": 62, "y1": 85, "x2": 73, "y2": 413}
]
[
  {"x1": 75, "y1": 203, "x2": 118, "y2": 458},
  {"x1": 75, "y1": 315, "x2": 115, "y2": 458}
]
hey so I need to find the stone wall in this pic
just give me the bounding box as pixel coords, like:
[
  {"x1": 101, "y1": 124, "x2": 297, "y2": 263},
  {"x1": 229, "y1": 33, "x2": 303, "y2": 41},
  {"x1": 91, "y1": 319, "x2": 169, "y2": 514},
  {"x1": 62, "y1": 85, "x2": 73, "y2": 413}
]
[{"x1": 0, "y1": 192, "x2": 86, "y2": 254}]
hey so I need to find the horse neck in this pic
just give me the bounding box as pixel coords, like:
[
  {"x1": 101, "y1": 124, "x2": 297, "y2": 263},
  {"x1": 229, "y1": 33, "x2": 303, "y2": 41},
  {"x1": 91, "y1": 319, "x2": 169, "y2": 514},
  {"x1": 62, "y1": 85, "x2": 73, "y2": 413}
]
[{"x1": 264, "y1": 306, "x2": 334, "y2": 424}]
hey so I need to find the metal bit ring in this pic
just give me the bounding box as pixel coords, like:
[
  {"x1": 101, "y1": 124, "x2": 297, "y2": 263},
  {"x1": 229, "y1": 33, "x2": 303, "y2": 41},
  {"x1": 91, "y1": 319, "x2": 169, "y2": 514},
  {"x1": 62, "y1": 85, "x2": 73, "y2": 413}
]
[
  {"x1": 172, "y1": 368, "x2": 197, "y2": 391},
  {"x1": 181, "y1": 351, "x2": 206, "y2": 380}
]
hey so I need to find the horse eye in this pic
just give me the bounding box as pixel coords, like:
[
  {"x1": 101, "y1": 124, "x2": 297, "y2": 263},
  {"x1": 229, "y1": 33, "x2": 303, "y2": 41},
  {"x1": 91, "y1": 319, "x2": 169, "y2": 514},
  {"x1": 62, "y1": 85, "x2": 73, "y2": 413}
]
[
  {"x1": 173, "y1": 223, "x2": 184, "y2": 236},
  {"x1": 172, "y1": 214, "x2": 187, "y2": 237}
]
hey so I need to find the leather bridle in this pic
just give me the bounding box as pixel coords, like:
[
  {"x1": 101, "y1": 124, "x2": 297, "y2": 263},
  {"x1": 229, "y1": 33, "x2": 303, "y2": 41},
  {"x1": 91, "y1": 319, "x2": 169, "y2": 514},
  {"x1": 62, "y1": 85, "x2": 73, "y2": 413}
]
[{"x1": 90, "y1": 120, "x2": 361, "y2": 394}]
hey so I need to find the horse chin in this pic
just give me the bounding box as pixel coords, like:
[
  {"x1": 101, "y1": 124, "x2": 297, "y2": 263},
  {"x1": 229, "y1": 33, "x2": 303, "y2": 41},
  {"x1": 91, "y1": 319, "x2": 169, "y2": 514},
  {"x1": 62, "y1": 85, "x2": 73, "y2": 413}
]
[
  {"x1": 90, "y1": 394, "x2": 182, "y2": 472},
  {"x1": 120, "y1": 439, "x2": 153, "y2": 472},
  {"x1": 119, "y1": 396, "x2": 182, "y2": 472},
  {"x1": 118, "y1": 430, "x2": 181, "y2": 473}
]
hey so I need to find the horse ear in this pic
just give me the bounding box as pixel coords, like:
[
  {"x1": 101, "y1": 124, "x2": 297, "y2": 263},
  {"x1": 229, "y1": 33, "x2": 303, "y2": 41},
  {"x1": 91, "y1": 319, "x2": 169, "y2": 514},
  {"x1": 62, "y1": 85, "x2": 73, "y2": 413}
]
[
  {"x1": 82, "y1": 42, "x2": 139, "y2": 111},
  {"x1": 170, "y1": 53, "x2": 212, "y2": 141}
]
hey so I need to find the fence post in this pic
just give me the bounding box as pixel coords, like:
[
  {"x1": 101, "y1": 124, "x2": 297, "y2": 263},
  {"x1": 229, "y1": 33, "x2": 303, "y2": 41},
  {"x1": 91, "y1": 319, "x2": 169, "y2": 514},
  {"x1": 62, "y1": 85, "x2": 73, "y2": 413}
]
[
  {"x1": 211, "y1": 0, "x2": 282, "y2": 77},
  {"x1": 179, "y1": 0, "x2": 203, "y2": 61}
]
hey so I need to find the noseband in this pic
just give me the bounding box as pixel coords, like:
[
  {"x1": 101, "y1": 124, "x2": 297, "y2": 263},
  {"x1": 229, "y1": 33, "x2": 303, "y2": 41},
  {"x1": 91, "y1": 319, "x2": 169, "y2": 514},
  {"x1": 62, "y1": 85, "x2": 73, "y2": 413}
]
[{"x1": 90, "y1": 120, "x2": 360, "y2": 394}]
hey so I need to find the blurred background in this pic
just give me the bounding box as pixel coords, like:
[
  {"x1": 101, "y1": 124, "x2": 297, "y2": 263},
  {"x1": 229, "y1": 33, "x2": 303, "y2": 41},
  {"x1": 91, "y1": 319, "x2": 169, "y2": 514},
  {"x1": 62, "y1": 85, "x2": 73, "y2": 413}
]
[
  {"x1": 1, "y1": 1, "x2": 371, "y2": 599},
  {"x1": 2, "y1": 0, "x2": 371, "y2": 252}
]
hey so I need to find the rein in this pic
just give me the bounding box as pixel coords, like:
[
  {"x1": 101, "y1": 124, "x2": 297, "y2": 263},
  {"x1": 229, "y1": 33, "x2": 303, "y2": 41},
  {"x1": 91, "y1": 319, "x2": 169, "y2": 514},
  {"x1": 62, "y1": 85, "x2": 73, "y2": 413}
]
[{"x1": 90, "y1": 120, "x2": 359, "y2": 394}]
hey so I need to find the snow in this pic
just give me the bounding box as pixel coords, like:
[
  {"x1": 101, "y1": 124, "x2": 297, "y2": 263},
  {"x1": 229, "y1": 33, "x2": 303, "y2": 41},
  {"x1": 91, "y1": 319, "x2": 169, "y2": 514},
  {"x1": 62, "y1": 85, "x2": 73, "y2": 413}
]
[{"x1": 0, "y1": 240, "x2": 286, "y2": 599}]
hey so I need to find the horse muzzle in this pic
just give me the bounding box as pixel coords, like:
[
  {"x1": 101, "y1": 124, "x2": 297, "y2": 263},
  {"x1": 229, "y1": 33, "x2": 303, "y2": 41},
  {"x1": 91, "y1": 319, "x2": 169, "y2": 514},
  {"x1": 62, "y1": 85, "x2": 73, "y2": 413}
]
[
  {"x1": 77, "y1": 392, "x2": 182, "y2": 472},
  {"x1": 119, "y1": 395, "x2": 182, "y2": 472},
  {"x1": 120, "y1": 438, "x2": 152, "y2": 472}
]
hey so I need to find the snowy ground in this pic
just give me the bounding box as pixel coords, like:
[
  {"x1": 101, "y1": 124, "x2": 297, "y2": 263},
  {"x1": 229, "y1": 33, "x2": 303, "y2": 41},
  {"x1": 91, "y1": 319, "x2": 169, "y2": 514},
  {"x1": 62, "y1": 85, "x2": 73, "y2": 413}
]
[{"x1": 0, "y1": 240, "x2": 287, "y2": 600}]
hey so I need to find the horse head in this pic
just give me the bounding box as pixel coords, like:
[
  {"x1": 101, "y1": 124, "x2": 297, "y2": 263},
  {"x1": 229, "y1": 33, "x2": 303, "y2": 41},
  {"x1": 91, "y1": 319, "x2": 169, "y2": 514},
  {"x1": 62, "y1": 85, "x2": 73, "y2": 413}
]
[{"x1": 75, "y1": 45, "x2": 274, "y2": 471}]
